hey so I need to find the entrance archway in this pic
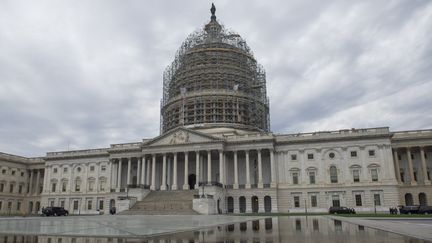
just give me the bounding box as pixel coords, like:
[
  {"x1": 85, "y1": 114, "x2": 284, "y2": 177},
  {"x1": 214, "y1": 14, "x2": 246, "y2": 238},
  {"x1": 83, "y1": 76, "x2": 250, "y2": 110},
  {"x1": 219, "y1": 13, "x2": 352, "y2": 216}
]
[
  {"x1": 227, "y1": 197, "x2": 234, "y2": 213},
  {"x1": 251, "y1": 196, "x2": 259, "y2": 213},
  {"x1": 28, "y1": 201, "x2": 33, "y2": 214},
  {"x1": 188, "y1": 174, "x2": 196, "y2": 189},
  {"x1": 405, "y1": 193, "x2": 414, "y2": 206},
  {"x1": 419, "y1": 193, "x2": 428, "y2": 206}
]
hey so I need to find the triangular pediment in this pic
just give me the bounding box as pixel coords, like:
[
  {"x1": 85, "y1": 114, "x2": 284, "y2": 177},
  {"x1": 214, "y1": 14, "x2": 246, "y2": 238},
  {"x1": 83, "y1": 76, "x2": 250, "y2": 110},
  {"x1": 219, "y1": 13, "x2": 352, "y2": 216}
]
[{"x1": 144, "y1": 127, "x2": 222, "y2": 147}]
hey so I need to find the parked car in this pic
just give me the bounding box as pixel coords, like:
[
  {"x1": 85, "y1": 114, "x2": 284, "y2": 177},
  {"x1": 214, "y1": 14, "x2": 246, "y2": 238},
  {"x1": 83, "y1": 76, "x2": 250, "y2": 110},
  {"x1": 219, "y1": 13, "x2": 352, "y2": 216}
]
[
  {"x1": 42, "y1": 207, "x2": 69, "y2": 216},
  {"x1": 329, "y1": 206, "x2": 356, "y2": 214},
  {"x1": 419, "y1": 206, "x2": 432, "y2": 214},
  {"x1": 398, "y1": 205, "x2": 420, "y2": 214}
]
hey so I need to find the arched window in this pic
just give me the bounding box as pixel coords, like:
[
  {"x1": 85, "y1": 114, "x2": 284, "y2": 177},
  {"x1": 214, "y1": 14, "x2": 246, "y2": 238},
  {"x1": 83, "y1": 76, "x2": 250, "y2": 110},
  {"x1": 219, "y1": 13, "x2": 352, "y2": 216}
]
[
  {"x1": 419, "y1": 193, "x2": 428, "y2": 206},
  {"x1": 330, "y1": 166, "x2": 338, "y2": 183},
  {"x1": 251, "y1": 196, "x2": 259, "y2": 213},
  {"x1": 405, "y1": 193, "x2": 413, "y2": 206}
]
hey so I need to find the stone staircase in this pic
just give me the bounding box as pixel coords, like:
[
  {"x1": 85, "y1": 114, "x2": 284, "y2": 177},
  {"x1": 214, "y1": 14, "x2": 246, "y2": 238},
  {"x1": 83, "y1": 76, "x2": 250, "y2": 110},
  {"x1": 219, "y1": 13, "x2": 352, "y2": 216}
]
[{"x1": 120, "y1": 190, "x2": 199, "y2": 215}]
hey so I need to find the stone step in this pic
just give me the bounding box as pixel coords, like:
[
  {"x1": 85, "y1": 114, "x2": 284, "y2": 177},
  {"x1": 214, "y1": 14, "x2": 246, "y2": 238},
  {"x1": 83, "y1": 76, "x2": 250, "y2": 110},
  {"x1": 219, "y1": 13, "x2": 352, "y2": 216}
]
[{"x1": 120, "y1": 190, "x2": 199, "y2": 215}]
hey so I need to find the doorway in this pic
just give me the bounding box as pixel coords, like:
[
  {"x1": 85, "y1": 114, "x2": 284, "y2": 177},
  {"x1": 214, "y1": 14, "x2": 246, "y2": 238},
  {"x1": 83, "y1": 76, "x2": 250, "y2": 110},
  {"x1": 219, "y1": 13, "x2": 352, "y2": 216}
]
[
  {"x1": 252, "y1": 196, "x2": 259, "y2": 213},
  {"x1": 188, "y1": 174, "x2": 196, "y2": 189}
]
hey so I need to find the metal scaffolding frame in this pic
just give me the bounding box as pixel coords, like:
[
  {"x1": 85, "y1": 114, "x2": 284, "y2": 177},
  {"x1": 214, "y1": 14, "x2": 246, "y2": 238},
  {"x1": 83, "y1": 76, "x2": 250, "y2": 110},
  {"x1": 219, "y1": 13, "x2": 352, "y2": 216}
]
[{"x1": 160, "y1": 7, "x2": 270, "y2": 134}]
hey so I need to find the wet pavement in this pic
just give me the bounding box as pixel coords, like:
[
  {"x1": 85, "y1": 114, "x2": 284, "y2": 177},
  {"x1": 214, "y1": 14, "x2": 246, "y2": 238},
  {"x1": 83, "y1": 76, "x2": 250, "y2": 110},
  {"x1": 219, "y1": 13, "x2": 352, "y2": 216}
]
[{"x1": 0, "y1": 215, "x2": 429, "y2": 242}]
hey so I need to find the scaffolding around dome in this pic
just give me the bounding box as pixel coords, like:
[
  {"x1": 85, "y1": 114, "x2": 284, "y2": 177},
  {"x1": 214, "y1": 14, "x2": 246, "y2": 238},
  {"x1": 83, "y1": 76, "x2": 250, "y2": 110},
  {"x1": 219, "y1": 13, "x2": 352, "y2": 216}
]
[{"x1": 160, "y1": 5, "x2": 270, "y2": 134}]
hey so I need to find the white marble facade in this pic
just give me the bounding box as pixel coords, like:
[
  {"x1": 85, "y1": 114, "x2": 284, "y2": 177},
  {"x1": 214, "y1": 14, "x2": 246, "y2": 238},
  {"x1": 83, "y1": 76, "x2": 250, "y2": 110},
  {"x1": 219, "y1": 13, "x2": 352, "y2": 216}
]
[{"x1": 1, "y1": 127, "x2": 431, "y2": 215}]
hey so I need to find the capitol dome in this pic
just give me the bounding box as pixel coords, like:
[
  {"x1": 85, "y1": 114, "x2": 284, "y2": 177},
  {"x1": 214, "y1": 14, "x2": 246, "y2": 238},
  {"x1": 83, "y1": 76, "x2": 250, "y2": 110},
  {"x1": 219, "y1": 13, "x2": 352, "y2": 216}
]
[{"x1": 161, "y1": 4, "x2": 270, "y2": 134}]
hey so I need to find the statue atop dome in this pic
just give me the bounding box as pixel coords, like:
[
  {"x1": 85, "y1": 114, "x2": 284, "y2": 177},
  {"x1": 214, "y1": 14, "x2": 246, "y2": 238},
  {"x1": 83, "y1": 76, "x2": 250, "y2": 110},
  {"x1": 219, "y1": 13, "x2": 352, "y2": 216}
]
[{"x1": 210, "y1": 3, "x2": 216, "y2": 20}]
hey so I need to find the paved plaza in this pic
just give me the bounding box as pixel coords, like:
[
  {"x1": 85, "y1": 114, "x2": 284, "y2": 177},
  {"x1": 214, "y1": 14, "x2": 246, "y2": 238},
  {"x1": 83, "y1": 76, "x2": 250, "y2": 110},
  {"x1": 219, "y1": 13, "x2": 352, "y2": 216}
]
[
  {"x1": 0, "y1": 215, "x2": 265, "y2": 238},
  {"x1": 329, "y1": 216, "x2": 432, "y2": 241}
]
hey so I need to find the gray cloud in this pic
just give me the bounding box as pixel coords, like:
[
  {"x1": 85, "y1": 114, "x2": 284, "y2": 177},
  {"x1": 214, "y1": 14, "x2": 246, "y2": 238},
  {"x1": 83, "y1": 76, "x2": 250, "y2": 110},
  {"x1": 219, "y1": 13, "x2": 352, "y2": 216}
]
[{"x1": 0, "y1": 0, "x2": 431, "y2": 157}]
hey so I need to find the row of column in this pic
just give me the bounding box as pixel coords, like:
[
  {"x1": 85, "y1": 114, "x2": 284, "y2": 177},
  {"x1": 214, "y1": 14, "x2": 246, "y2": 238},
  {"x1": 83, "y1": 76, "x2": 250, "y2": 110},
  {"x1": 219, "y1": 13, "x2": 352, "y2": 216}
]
[
  {"x1": 393, "y1": 146, "x2": 430, "y2": 185},
  {"x1": 28, "y1": 168, "x2": 43, "y2": 196},
  {"x1": 113, "y1": 149, "x2": 276, "y2": 190}
]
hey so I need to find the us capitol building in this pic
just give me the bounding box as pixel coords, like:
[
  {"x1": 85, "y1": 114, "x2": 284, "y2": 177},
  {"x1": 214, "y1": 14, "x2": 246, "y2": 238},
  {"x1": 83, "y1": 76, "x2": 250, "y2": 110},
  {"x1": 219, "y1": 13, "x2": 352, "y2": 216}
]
[{"x1": 1, "y1": 5, "x2": 431, "y2": 215}]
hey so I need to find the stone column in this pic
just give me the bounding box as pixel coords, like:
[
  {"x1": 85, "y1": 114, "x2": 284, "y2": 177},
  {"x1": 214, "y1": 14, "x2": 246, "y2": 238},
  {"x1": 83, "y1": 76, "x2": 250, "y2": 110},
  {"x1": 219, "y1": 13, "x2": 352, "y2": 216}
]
[
  {"x1": 207, "y1": 150, "x2": 212, "y2": 184},
  {"x1": 195, "y1": 151, "x2": 200, "y2": 189},
  {"x1": 234, "y1": 151, "x2": 239, "y2": 189},
  {"x1": 146, "y1": 158, "x2": 151, "y2": 185},
  {"x1": 141, "y1": 156, "x2": 146, "y2": 186},
  {"x1": 270, "y1": 149, "x2": 276, "y2": 188},
  {"x1": 258, "y1": 149, "x2": 263, "y2": 188},
  {"x1": 35, "y1": 169, "x2": 40, "y2": 195},
  {"x1": 420, "y1": 147, "x2": 430, "y2": 184},
  {"x1": 172, "y1": 153, "x2": 178, "y2": 190},
  {"x1": 109, "y1": 160, "x2": 114, "y2": 189},
  {"x1": 393, "y1": 150, "x2": 402, "y2": 183},
  {"x1": 117, "y1": 159, "x2": 122, "y2": 189},
  {"x1": 406, "y1": 147, "x2": 416, "y2": 185},
  {"x1": 126, "y1": 158, "x2": 132, "y2": 186},
  {"x1": 161, "y1": 154, "x2": 167, "y2": 190},
  {"x1": 137, "y1": 157, "x2": 141, "y2": 185},
  {"x1": 28, "y1": 170, "x2": 33, "y2": 195},
  {"x1": 150, "y1": 154, "x2": 156, "y2": 190},
  {"x1": 219, "y1": 150, "x2": 224, "y2": 185},
  {"x1": 43, "y1": 167, "x2": 49, "y2": 193},
  {"x1": 183, "y1": 152, "x2": 189, "y2": 190},
  {"x1": 167, "y1": 156, "x2": 172, "y2": 189},
  {"x1": 245, "y1": 150, "x2": 251, "y2": 189}
]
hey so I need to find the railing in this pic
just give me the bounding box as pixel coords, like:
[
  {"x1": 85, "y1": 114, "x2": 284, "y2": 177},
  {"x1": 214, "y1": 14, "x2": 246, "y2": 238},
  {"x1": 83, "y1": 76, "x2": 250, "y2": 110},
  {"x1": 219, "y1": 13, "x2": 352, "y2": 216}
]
[
  {"x1": 198, "y1": 181, "x2": 223, "y2": 187},
  {"x1": 193, "y1": 194, "x2": 214, "y2": 199}
]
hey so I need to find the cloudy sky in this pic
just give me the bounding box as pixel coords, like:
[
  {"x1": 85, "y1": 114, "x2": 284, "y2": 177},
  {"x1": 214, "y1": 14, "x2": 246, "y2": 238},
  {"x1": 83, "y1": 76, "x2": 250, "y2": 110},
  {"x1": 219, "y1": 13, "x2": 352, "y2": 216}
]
[{"x1": 1, "y1": 0, "x2": 431, "y2": 157}]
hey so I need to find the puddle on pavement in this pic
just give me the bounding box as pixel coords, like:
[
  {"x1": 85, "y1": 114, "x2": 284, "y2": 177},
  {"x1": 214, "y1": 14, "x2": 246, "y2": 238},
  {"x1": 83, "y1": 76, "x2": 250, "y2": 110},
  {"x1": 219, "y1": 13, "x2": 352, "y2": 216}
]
[{"x1": 0, "y1": 216, "x2": 427, "y2": 242}]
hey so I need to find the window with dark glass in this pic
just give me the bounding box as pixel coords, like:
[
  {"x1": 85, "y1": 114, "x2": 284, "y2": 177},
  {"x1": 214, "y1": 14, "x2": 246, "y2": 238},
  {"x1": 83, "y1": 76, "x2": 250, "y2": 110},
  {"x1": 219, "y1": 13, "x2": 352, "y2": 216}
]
[
  {"x1": 330, "y1": 166, "x2": 338, "y2": 183},
  {"x1": 311, "y1": 195, "x2": 317, "y2": 207},
  {"x1": 291, "y1": 154, "x2": 297, "y2": 161},
  {"x1": 351, "y1": 151, "x2": 357, "y2": 157},
  {"x1": 371, "y1": 169, "x2": 379, "y2": 182},
  {"x1": 307, "y1": 153, "x2": 314, "y2": 160},
  {"x1": 294, "y1": 196, "x2": 300, "y2": 208},
  {"x1": 374, "y1": 194, "x2": 381, "y2": 206},
  {"x1": 353, "y1": 170, "x2": 360, "y2": 182},
  {"x1": 309, "y1": 172, "x2": 315, "y2": 184},
  {"x1": 355, "y1": 194, "x2": 362, "y2": 206},
  {"x1": 368, "y1": 150, "x2": 375, "y2": 156},
  {"x1": 292, "y1": 172, "x2": 299, "y2": 185}
]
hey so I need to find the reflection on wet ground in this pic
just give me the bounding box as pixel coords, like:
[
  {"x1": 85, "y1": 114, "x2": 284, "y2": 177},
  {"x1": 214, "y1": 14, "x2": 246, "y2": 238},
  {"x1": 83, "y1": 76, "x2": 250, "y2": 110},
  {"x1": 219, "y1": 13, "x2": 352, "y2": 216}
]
[{"x1": 0, "y1": 216, "x2": 427, "y2": 243}]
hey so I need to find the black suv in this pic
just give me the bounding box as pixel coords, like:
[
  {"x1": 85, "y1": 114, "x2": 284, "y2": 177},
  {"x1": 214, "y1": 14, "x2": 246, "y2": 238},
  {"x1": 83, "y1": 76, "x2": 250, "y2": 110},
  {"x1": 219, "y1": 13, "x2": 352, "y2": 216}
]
[
  {"x1": 329, "y1": 206, "x2": 356, "y2": 214},
  {"x1": 419, "y1": 206, "x2": 432, "y2": 214},
  {"x1": 398, "y1": 205, "x2": 420, "y2": 214},
  {"x1": 42, "y1": 207, "x2": 69, "y2": 216}
]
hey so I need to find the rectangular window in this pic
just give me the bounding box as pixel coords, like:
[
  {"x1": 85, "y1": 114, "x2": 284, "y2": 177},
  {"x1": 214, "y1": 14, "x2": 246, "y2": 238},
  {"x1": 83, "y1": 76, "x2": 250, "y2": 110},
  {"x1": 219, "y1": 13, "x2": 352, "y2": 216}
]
[
  {"x1": 294, "y1": 196, "x2": 300, "y2": 208},
  {"x1": 371, "y1": 169, "x2": 379, "y2": 182},
  {"x1": 73, "y1": 201, "x2": 79, "y2": 210},
  {"x1": 62, "y1": 182, "x2": 67, "y2": 192},
  {"x1": 368, "y1": 150, "x2": 375, "y2": 157},
  {"x1": 60, "y1": 200, "x2": 65, "y2": 208},
  {"x1": 350, "y1": 151, "x2": 357, "y2": 157},
  {"x1": 51, "y1": 183, "x2": 57, "y2": 192},
  {"x1": 101, "y1": 165, "x2": 106, "y2": 171},
  {"x1": 292, "y1": 173, "x2": 299, "y2": 185},
  {"x1": 311, "y1": 195, "x2": 317, "y2": 207},
  {"x1": 307, "y1": 153, "x2": 314, "y2": 160},
  {"x1": 9, "y1": 184, "x2": 14, "y2": 193},
  {"x1": 0, "y1": 183, "x2": 4, "y2": 192},
  {"x1": 291, "y1": 154, "x2": 297, "y2": 161},
  {"x1": 63, "y1": 167, "x2": 68, "y2": 173},
  {"x1": 332, "y1": 195, "x2": 340, "y2": 207},
  {"x1": 355, "y1": 194, "x2": 362, "y2": 206},
  {"x1": 374, "y1": 194, "x2": 381, "y2": 206},
  {"x1": 87, "y1": 200, "x2": 92, "y2": 210},
  {"x1": 88, "y1": 181, "x2": 94, "y2": 192},
  {"x1": 99, "y1": 200, "x2": 104, "y2": 210},
  {"x1": 53, "y1": 168, "x2": 57, "y2": 173},
  {"x1": 2, "y1": 169, "x2": 6, "y2": 174},
  {"x1": 99, "y1": 181, "x2": 106, "y2": 191},
  {"x1": 16, "y1": 202, "x2": 21, "y2": 211},
  {"x1": 414, "y1": 172, "x2": 417, "y2": 181},
  {"x1": 411, "y1": 154, "x2": 415, "y2": 160},
  {"x1": 21, "y1": 172, "x2": 24, "y2": 177},
  {"x1": 18, "y1": 185, "x2": 23, "y2": 194},
  {"x1": 11, "y1": 171, "x2": 15, "y2": 176},
  {"x1": 75, "y1": 183, "x2": 80, "y2": 192},
  {"x1": 7, "y1": 201, "x2": 12, "y2": 209},
  {"x1": 398, "y1": 155, "x2": 401, "y2": 160},
  {"x1": 353, "y1": 170, "x2": 360, "y2": 182},
  {"x1": 50, "y1": 200, "x2": 54, "y2": 207},
  {"x1": 0, "y1": 201, "x2": 2, "y2": 210},
  {"x1": 309, "y1": 172, "x2": 315, "y2": 184},
  {"x1": 90, "y1": 166, "x2": 95, "y2": 172}
]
